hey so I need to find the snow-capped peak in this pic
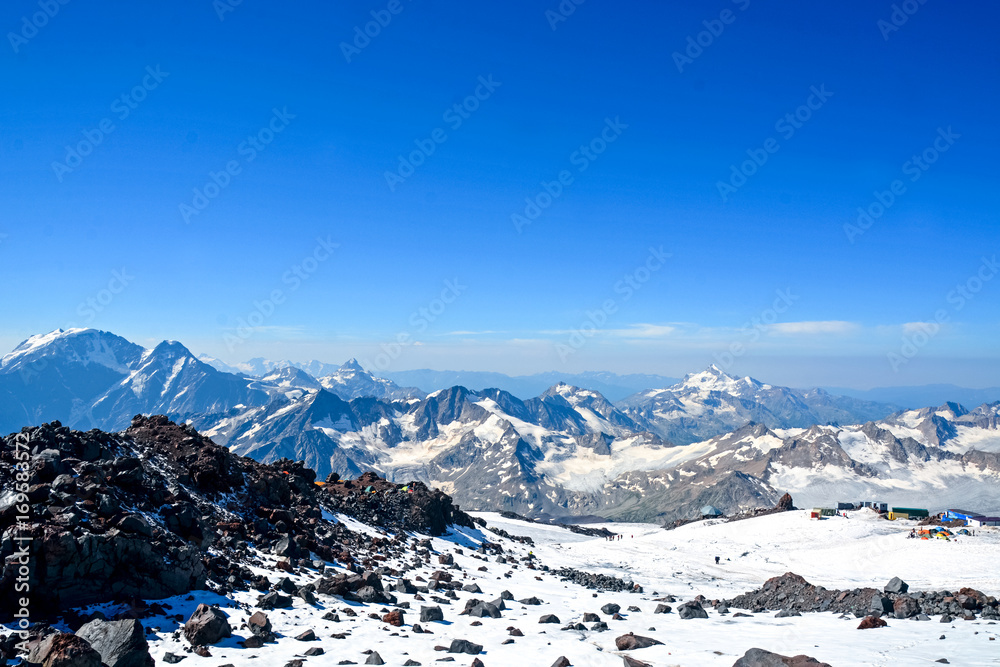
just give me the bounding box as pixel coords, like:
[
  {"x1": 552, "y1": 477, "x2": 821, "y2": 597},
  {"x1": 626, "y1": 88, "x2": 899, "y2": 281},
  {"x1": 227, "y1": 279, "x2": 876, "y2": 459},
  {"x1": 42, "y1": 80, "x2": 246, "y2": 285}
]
[
  {"x1": 0, "y1": 328, "x2": 144, "y2": 375},
  {"x1": 339, "y1": 358, "x2": 365, "y2": 373}
]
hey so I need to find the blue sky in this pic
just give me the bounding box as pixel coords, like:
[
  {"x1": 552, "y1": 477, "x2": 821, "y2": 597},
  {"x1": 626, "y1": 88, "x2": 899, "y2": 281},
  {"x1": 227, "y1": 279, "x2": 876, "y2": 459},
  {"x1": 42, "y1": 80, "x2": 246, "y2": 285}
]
[{"x1": 1, "y1": 0, "x2": 997, "y2": 388}]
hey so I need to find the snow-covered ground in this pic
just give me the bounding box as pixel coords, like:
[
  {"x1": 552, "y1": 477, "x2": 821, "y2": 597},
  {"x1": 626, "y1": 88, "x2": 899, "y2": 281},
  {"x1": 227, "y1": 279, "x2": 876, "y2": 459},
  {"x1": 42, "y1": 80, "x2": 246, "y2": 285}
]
[{"x1": 44, "y1": 510, "x2": 1000, "y2": 667}]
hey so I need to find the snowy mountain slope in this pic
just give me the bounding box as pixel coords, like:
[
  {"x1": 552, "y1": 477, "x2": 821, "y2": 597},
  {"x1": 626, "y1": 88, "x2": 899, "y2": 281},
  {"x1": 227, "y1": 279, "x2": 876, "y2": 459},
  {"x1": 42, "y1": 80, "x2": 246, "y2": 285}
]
[
  {"x1": 618, "y1": 364, "x2": 898, "y2": 444},
  {"x1": 0, "y1": 329, "x2": 146, "y2": 432},
  {"x1": 317, "y1": 358, "x2": 425, "y2": 401},
  {"x1": 0, "y1": 330, "x2": 276, "y2": 433},
  {"x1": 595, "y1": 415, "x2": 1000, "y2": 522},
  {"x1": 195, "y1": 383, "x2": 675, "y2": 518},
  {"x1": 88, "y1": 340, "x2": 272, "y2": 430}
]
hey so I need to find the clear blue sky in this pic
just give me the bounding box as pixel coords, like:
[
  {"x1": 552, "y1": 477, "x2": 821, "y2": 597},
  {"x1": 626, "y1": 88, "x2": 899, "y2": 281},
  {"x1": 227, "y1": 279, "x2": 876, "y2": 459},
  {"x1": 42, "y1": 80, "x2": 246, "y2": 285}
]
[{"x1": 1, "y1": 0, "x2": 997, "y2": 388}]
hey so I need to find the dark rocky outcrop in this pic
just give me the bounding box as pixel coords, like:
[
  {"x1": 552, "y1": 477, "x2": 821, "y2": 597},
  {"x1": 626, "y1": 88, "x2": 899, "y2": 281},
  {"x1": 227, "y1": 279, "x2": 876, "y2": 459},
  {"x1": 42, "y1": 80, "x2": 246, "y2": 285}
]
[
  {"x1": 0, "y1": 417, "x2": 476, "y2": 621},
  {"x1": 321, "y1": 471, "x2": 474, "y2": 535},
  {"x1": 729, "y1": 572, "x2": 1000, "y2": 620}
]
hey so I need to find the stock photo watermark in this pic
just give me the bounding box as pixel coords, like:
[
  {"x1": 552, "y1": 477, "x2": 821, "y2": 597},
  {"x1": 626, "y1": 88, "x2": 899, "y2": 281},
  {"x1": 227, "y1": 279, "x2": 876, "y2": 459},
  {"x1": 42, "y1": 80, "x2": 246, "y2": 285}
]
[
  {"x1": 224, "y1": 236, "x2": 339, "y2": 351},
  {"x1": 887, "y1": 255, "x2": 997, "y2": 371},
  {"x1": 51, "y1": 66, "x2": 170, "y2": 182},
  {"x1": 717, "y1": 84, "x2": 833, "y2": 203},
  {"x1": 877, "y1": 0, "x2": 929, "y2": 41},
  {"x1": 384, "y1": 75, "x2": 502, "y2": 192},
  {"x1": 672, "y1": 0, "x2": 751, "y2": 74},
  {"x1": 340, "y1": 0, "x2": 414, "y2": 63},
  {"x1": 844, "y1": 126, "x2": 959, "y2": 244},
  {"x1": 361, "y1": 278, "x2": 467, "y2": 372},
  {"x1": 180, "y1": 107, "x2": 295, "y2": 224},
  {"x1": 7, "y1": 0, "x2": 70, "y2": 53},
  {"x1": 511, "y1": 116, "x2": 628, "y2": 233},
  {"x1": 545, "y1": 0, "x2": 586, "y2": 31},
  {"x1": 556, "y1": 246, "x2": 670, "y2": 361},
  {"x1": 213, "y1": 0, "x2": 244, "y2": 21},
  {"x1": 76, "y1": 268, "x2": 133, "y2": 323},
  {"x1": 713, "y1": 288, "x2": 799, "y2": 370},
  {"x1": 10, "y1": 439, "x2": 34, "y2": 655}
]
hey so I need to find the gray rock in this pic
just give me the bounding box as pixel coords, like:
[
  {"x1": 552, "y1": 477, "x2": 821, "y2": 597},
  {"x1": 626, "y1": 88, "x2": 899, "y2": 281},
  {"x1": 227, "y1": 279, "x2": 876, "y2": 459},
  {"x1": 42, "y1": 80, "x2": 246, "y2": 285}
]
[
  {"x1": 75, "y1": 619, "x2": 153, "y2": 667},
  {"x1": 419, "y1": 605, "x2": 444, "y2": 622},
  {"x1": 732, "y1": 648, "x2": 832, "y2": 666},
  {"x1": 448, "y1": 638, "x2": 483, "y2": 655},
  {"x1": 677, "y1": 601, "x2": 709, "y2": 620},
  {"x1": 885, "y1": 577, "x2": 909, "y2": 594}
]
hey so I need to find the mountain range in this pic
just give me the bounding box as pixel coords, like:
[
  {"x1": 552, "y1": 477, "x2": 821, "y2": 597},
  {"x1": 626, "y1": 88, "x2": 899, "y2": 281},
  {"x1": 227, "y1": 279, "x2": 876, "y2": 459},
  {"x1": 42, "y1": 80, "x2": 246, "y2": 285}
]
[{"x1": 3, "y1": 328, "x2": 999, "y2": 522}]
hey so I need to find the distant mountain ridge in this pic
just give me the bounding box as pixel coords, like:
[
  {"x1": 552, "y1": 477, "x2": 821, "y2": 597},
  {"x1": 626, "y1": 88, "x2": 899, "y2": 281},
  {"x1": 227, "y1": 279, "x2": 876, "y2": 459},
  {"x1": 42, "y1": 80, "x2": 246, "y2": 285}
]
[
  {"x1": 4, "y1": 329, "x2": 1000, "y2": 523},
  {"x1": 378, "y1": 369, "x2": 681, "y2": 402},
  {"x1": 619, "y1": 365, "x2": 900, "y2": 445}
]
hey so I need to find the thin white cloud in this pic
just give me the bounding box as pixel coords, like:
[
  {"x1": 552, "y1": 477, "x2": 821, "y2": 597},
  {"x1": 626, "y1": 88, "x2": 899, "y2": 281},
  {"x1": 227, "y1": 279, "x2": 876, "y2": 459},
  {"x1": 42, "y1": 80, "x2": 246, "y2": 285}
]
[
  {"x1": 604, "y1": 323, "x2": 677, "y2": 338},
  {"x1": 767, "y1": 321, "x2": 859, "y2": 335},
  {"x1": 902, "y1": 321, "x2": 941, "y2": 334}
]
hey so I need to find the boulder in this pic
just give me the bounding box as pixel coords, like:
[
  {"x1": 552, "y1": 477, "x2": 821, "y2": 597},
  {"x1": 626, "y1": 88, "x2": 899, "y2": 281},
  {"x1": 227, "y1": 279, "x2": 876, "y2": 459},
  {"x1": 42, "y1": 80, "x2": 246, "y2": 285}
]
[
  {"x1": 539, "y1": 614, "x2": 560, "y2": 624},
  {"x1": 551, "y1": 658, "x2": 571, "y2": 667},
  {"x1": 246, "y1": 611, "x2": 272, "y2": 636},
  {"x1": 614, "y1": 633, "x2": 663, "y2": 650},
  {"x1": 893, "y1": 596, "x2": 919, "y2": 619},
  {"x1": 382, "y1": 610, "x2": 404, "y2": 627},
  {"x1": 774, "y1": 493, "x2": 795, "y2": 512},
  {"x1": 858, "y1": 615, "x2": 887, "y2": 629},
  {"x1": 869, "y1": 595, "x2": 893, "y2": 615},
  {"x1": 183, "y1": 604, "x2": 231, "y2": 645},
  {"x1": 448, "y1": 639, "x2": 483, "y2": 655},
  {"x1": 75, "y1": 619, "x2": 153, "y2": 667},
  {"x1": 28, "y1": 633, "x2": 103, "y2": 667},
  {"x1": 885, "y1": 577, "x2": 909, "y2": 594},
  {"x1": 601, "y1": 603, "x2": 621, "y2": 615},
  {"x1": 653, "y1": 604, "x2": 671, "y2": 614},
  {"x1": 732, "y1": 648, "x2": 833, "y2": 666},
  {"x1": 257, "y1": 592, "x2": 293, "y2": 609},
  {"x1": 419, "y1": 606, "x2": 444, "y2": 622},
  {"x1": 677, "y1": 601, "x2": 709, "y2": 620},
  {"x1": 468, "y1": 602, "x2": 501, "y2": 619}
]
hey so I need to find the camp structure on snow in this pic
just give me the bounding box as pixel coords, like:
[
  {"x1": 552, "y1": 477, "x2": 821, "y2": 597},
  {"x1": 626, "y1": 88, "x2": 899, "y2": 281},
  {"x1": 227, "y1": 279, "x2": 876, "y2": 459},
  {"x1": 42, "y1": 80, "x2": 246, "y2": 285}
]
[
  {"x1": 888, "y1": 507, "x2": 929, "y2": 520},
  {"x1": 969, "y1": 516, "x2": 1000, "y2": 527},
  {"x1": 943, "y1": 509, "x2": 985, "y2": 523}
]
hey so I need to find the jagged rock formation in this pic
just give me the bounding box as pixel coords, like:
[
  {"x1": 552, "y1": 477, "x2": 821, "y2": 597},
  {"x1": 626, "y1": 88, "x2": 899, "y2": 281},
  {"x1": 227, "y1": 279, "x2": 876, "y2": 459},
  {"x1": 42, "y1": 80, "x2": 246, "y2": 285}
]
[{"x1": 0, "y1": 416, "x2": 472, "y2": 621}]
